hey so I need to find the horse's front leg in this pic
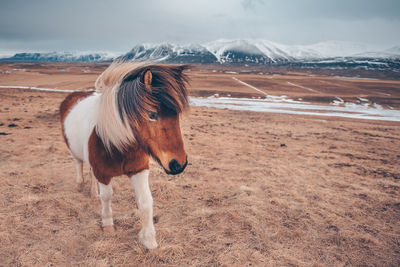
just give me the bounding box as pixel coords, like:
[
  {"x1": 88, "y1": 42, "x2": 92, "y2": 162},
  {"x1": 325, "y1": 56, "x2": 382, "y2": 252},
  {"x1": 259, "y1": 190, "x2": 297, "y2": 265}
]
[
  {"x1": 99, "y1": 181, "x2": 114, "y2": 232},
  {"x1": 130, "y1": 169, "x2": 158, "y2": 249}
]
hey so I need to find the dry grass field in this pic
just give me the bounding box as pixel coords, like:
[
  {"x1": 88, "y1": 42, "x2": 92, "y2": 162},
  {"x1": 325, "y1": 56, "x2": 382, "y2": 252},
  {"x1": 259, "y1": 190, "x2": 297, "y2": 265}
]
[{"x1": 0, "y1": 63, "x2": 399, "y2": 266}]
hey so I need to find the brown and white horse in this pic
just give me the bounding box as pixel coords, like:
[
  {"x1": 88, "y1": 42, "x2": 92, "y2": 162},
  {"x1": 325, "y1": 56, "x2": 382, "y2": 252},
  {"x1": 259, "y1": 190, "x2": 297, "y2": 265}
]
[{"x1": 60, "y1": 63, "x2": 190, "y2": 249}]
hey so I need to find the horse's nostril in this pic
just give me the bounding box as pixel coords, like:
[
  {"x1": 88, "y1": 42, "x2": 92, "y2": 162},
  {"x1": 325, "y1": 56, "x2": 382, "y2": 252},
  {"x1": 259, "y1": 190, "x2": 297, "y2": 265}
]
[{"x1": 169, "y1": 159, "x2": 181, "y2": 173}]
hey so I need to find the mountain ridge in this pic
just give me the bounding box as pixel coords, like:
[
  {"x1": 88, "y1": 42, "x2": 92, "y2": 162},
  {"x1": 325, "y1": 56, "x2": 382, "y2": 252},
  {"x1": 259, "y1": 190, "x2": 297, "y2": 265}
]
[
  {"x1": 0, "y1": 51, "x2": 116, "y2": 62},
  {"x1": 1, "y1": 40, "x2": 399, "y2": 70},
  {"x1": 119, "y1": 39, "x2": 400, "y2": 70}
]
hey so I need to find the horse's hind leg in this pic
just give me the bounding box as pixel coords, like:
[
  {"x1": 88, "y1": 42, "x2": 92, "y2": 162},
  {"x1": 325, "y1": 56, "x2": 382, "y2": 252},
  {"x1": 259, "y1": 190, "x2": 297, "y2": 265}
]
[
  {"x1": 74, "y1": 159, "x2": 84, "y2": 191},
  {"x1": 89, "y1": 167, "x2": 99, "y2": 198},
  {"x1": 99, "y1": 181, "x2": 114, "y2": 232},
  {"x1": 74, "y1": 159, "x2": 83, "y2": 183},
  {"x1": 130, "y1": 169, "x2": 158, "y2": 249}
]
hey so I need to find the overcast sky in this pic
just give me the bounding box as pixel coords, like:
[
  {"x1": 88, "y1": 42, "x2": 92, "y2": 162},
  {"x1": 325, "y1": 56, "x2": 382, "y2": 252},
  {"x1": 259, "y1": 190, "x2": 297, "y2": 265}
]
[{"x1": 0, "y1": 0, "x2": 399, "y2": 54}]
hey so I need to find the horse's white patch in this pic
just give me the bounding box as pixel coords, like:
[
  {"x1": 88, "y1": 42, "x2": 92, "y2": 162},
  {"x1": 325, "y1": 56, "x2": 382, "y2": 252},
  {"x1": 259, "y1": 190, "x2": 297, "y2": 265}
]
[
  {"x1": 130, "y1": 170, "x2": 152, "y2": 210},
  {"x1": 99, "y1": 182, "x2": 113, "y2": 226},
  {"x1": 64, "y1": 93, "x2": 100, "y2": 162},
  {"x1": 130, "y1": 169, "x2": 158, "y2": 249}
]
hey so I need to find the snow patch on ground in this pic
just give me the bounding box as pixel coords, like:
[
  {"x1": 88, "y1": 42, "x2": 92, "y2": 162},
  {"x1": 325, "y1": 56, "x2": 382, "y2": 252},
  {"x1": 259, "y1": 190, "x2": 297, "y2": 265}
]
[
  {"x1": 190, "y1": 96, "x2": 400, "y2": 122},
  {"x1": 232, "y1": 77, "x2": 268, "y2": 96},
  {"x1": 287, "y1": 82, "x2": 320, "y2": 93},
  {"x1": 334, "y1": 76, "x2": 379, "y2": 80},
  {"x1": 0, "y1": 85, "x2": 92, "y2": 93}
]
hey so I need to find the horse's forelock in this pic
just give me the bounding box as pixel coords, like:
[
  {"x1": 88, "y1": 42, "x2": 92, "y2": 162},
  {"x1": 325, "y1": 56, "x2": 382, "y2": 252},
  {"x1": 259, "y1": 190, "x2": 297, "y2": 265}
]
[
  {"x1": 151, "y1": 65, "x2": 190, "y2": 112},
  {"x1": 119, "y1": 65, "x2": 189, "y2": 120}
]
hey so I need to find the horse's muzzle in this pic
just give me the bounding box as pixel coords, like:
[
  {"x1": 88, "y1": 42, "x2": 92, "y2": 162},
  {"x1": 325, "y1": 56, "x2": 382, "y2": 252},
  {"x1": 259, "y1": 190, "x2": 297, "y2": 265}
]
[{"x1": 166, "y1": 157, "x2": 188, "y2": 175}]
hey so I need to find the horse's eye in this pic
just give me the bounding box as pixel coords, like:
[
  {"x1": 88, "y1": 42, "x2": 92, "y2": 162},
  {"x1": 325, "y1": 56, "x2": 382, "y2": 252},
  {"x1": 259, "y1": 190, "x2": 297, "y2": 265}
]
[{"x1": 148, "y1": 111, "x2": 158, "y2": 121}]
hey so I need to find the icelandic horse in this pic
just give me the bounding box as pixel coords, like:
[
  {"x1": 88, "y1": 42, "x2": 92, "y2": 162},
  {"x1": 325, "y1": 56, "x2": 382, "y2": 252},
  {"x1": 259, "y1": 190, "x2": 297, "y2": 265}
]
[{"x1": 59, "y1": 63, "x2": 190, "y2": 249}]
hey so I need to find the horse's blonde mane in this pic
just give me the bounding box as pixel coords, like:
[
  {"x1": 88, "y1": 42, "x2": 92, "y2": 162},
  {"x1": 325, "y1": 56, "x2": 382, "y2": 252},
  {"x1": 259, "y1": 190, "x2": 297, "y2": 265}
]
[
  {"x1": 95, "y1": 62, "x2": 145, "y2": 94},
  {"x1": 95, "y1": 62, "x2": 189, "y2": 153}
]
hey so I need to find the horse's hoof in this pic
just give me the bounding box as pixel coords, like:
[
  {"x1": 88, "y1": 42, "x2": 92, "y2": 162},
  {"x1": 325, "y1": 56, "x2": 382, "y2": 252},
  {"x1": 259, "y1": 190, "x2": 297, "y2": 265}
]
[
  {"x1": 103, "y1": 225, "x2": 115, "y2": 233},
  {"x1": 139, "y1": 229, "x2": 158, "y2": 249},
  {"x1": 76, "y1": 183, "x2": 84, "y2": 192}
]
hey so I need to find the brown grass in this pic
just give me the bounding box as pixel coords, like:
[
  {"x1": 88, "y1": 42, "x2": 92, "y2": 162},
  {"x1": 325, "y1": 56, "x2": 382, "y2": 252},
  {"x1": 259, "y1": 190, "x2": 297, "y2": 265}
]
[{"x1": 0, "y1": 63, "x2": 399, "y2": 266}]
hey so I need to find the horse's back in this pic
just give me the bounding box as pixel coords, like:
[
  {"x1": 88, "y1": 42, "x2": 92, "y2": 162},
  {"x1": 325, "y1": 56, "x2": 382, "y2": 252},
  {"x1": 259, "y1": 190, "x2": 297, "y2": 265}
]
[{"x1": 60, "y1": 91, "x2": 99, "y2": 163}]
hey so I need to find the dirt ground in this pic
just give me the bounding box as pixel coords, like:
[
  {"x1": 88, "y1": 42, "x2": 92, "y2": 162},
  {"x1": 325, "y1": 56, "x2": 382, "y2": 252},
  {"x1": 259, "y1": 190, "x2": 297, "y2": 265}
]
[{"x1": 0, "y1": 63, "x2": 399, "y2": 266}]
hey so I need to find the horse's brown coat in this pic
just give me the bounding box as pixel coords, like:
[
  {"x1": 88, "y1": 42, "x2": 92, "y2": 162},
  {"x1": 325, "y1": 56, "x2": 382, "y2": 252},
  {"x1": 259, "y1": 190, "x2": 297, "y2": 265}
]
[{"x1": 88, "y1": 130, "x2": 150, "y2": 185}]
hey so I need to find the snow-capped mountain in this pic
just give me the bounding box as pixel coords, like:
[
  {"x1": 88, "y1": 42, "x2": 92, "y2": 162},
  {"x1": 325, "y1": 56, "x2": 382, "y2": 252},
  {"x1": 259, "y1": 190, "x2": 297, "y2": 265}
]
[
  {"x1": 1, "y1": 40, "x2": 399, "y2": 70},
  {"x1": 119, "y1": 39, "x2": 400, "y2": 69},
  {"x1": 122, "y1": 43, "x2": 217, "y2": 64},
  {"x1": 122, "y1": 39, "x2": 295, "y2": 64},
  {"x1": 0, "y1": 51, "x2": 117, "y2": 62},
  {"x1": 206, "y1": 39, "x2": 399, "y2": 60}
]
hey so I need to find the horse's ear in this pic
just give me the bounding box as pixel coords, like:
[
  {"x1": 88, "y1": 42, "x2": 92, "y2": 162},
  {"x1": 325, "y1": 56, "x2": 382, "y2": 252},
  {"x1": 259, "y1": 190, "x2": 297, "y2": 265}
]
[{"x1": 143, "y1": 69, "x2": 152, "y2": 91}]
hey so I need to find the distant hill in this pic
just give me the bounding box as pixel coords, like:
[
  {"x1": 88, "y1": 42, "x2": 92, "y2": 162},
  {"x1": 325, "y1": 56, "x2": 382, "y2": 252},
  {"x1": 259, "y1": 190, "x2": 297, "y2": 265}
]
[
  {"x1": 0, "y1": 51, "x2": 116, "y2": 62},
  {"x1": 1, "y1": 39, "x2": 399, "y2": 71}
]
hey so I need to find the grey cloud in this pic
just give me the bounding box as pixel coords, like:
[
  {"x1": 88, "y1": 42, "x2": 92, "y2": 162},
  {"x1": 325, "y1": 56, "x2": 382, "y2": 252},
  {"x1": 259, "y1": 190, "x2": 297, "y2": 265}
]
[
  {"x1": 241, "y1": 0, "x2": 264, "y2": 10},
  {"x1": 0, "y1": 0, "x2": 399, "y2": 52}
]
